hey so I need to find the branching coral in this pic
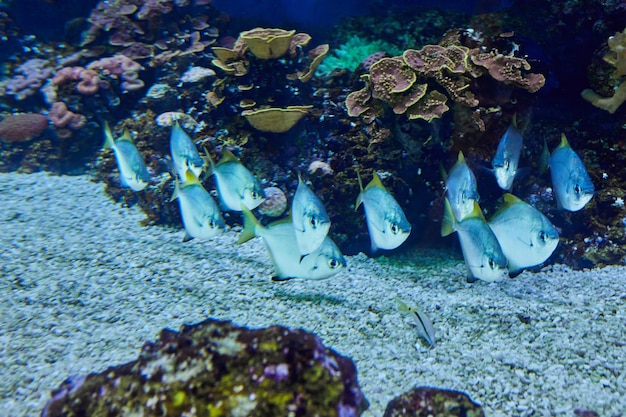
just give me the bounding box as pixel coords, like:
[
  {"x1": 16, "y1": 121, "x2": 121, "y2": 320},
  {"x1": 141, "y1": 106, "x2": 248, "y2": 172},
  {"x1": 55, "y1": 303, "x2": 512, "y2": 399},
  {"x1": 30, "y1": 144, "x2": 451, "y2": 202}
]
[{"x1": 581, "y1": 28, "x2": 626, "y2": 114}]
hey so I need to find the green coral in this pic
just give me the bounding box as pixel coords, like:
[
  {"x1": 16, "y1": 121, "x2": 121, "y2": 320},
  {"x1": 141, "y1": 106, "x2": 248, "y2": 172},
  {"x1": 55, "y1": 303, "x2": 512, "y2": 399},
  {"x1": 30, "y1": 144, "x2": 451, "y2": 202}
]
[{"x1": 317, "y1": 35, "x2": 402, "y2": 75}]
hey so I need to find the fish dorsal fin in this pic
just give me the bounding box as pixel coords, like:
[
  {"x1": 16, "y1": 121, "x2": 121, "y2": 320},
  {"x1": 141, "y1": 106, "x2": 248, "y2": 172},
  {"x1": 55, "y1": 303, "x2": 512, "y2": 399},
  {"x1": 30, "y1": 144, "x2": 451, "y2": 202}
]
[
  {"x1": 355, "y1": 171, "x2": 364, "y2": 210},
  {"x1": 297, "y1": 171, "x2": 304, "y2": 184},
  {"x1": 502, "y1": 193, "x2": 522, "y2": 206},
  {"x1": 467, "y1": 201, "x2": 485, "y2": 221},
  {"x1": 103, "y1": 121, "x2": 115, "y2": 150},
  {"x1": 441, "y1": 197, "x2": 456, "y2": 237},
  {"x1": 218, "y1": 149, "x2": 239, "y2": 165},
  {"x1": 182, "y1": 168, "x2": 200, "y2": 185},
  {"x1": 557, "y1": 133, "x2": 571, "y2": 150},
  {"x1": 120, "y1": 128, "x2": 134, "y2": 143},
  {"x1": 491, "y1": 193, "x2": 521, "y2": 218},
  {"x1": 450, "y1": 151, "x2": 466, "y2": 171},
  {"x1": 365, "y1": 172, "x2": 385, "y2": 192}
]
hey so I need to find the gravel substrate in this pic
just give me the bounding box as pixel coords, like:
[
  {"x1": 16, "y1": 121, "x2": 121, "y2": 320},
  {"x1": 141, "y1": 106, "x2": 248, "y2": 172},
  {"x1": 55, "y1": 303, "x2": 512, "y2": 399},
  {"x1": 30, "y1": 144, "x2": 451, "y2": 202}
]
[{"x1": 1, "y1": 172, "x2": 625, "y2": 417}]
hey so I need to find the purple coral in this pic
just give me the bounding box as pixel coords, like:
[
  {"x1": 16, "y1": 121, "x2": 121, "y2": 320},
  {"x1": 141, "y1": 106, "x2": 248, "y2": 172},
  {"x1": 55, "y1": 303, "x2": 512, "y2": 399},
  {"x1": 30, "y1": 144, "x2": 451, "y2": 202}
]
[{"x1": 1, "y1": 58, "x2": 53, "y2": 101}]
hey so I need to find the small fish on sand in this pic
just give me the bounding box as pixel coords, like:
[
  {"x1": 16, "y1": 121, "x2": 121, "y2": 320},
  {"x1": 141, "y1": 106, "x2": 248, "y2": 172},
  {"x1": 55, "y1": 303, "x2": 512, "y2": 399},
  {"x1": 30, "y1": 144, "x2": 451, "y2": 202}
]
[
  {"x1": 491, "y1": 116, "x2": 524, "y2": 191},
  {"x1": 442, "y1": 198, "x2": 508, "y2": 283},
  {"x1": 541, "y1": 133, "x2": 594, "y2": 211},
  {"x1": 443, "y1": 151, "x2": 479, "y2": 222},
  {"x1": 170, "y1": 120, "x2": 205, "y2": 180},
  {"x1": 237, "y1": 206, "x2": 346, "y2": 281},
  {"x1": 292, "y1": 174, "x2": 330, "y2": 256},
  {"x1": 396, "y1": 297, "x2": 436, "y2": 348},
  {"x1": 356, "y1": 172, "x2": 411, "y2": 252},
  {"x1": 489, "y1": 193, "x2": 559, "y2": 276},
  {"x1": 204, "y1": 149, "x2": 265, "y2": 211},
  {"x1": 170, "y1": 169, "x2": 224, "y2": 242},
  {"x1": 103, "y1": 121, "x2": 150, "y2": 192}
]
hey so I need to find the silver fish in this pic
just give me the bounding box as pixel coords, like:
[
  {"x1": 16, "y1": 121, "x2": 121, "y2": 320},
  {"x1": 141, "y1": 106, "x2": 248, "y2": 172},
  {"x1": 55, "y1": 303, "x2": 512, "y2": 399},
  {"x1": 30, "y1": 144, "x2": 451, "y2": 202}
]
[
  {"x1": 171, "y1": 169, "x2": 224, "y2": 242},
  {"x1": 237, "y1": 207, "x2": 346, "y2": 280},
  {"x1": 489, "y1": 193, "x2": 559, "y2": 275},
  {"x1": 292, "y1": 174, "x2": 330, "y2": 255},
  {"x1": 205, "y1": 149, "x2": 265, "y2": 211},
  {"x1": 492, "y1": 119, "x2": 523, "y2": 191},
  {"x1": 170, "y1": 120, "x2": 205, "y2": 180},
  {"x1": 103, "y1": 121, "x2": 150, "y2": 191},
  {"x1": 356, "y1": 172, "x2": 411, "y2": 252},
  {"x1": 543, "y1": 134, "x2": 594, "y2": 211},
  {"x1": 444, "y1": 151, "x2": 479, "y2": 222},
  {"x1": 396, "y1": 297, "x2": 436, "y2": 348},
  {"x1": 442, "y1": 198, "x2": 508, "y2": 282}
]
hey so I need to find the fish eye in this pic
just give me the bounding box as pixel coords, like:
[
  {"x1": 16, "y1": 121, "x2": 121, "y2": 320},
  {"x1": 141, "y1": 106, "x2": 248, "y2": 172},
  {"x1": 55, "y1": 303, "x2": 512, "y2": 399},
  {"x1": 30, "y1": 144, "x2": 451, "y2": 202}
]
[
  {"x1": 390, "y1": 223, "x2": 399, "y2": 234},
  {"x1": 251, "y1": 191, "x2": 259, "y2": 199},
  {"x1": 504, "y1": 160, "x2": 510, "y2": 169},
  {"x1": 209, "y1": 220, "x2": 216, "y2": 228},
  {"x1": 574, "y1": 184, "x2": 581, "y2": 195},
  {"x1": 488, "y1": 258, "x2": 496, "y2": 270},
  {"x1": 328, "y1": 259, "x2": 339, "y2": 269},
  {"x1": 309, "y1": 216, "x2": 318, "y2": 228},
  {"x1": 539, "y1": 231, "x2": 547, "y2": 242}
]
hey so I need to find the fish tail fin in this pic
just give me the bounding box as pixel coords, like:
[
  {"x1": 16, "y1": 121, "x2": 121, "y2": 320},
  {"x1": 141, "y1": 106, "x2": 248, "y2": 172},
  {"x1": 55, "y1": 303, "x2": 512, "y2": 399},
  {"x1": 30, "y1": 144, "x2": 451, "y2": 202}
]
[
  {"x1": 201, "y1": 146, "x2": 215, "y2": 176},
  {"x1": 539, "y1": 140, "x2": 550, "y2": 174},
  {"x1": 169, "y1": 177, "x2": 180, "y2": 202},
  {"x1": 237, "y1": 205, "x2": 260, "y2": 244},
  {"x1": 103, "y1": 121, "x2": 115, "y2": 150},
  {"x1": 441, "y1": 197, "x2": 456, "y2": 237},
  {"x1": 439, "y1": 162, "x2": 448, "y2": 181},
  {"x1": 395, "y1": 297, "x2": 410, "y2": 312}
]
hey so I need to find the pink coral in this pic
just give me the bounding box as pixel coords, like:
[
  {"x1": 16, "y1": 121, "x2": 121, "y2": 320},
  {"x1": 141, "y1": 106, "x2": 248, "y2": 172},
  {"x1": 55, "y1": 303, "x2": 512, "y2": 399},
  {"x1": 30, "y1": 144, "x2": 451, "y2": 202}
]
[
  {"x1": 52, "y1": 67, "x2": 107, "y2": 95},
  {"x1": 87, "y1": 55, "x2": 144, "y2": 92},
  {"x1": 48, "y1": 102, "x2": 87, "y2": 130}
]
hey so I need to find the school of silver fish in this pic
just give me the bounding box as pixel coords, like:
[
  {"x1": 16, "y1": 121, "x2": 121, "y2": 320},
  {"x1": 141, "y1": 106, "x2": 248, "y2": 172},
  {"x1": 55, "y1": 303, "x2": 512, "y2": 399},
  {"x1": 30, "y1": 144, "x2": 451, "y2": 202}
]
[{"x1": 102, "y1": 118, "x2": 595, "y2": 347}]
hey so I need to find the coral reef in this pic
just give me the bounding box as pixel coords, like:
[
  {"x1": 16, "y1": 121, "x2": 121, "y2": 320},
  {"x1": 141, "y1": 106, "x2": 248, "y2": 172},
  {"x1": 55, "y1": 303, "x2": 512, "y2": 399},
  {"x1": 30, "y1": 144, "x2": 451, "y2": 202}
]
[
  {"x1": 0, "y1": 113, "x2": 48, "y2": 143},
  {"x1": 383, "y1": 387, "x2": 484, "y2": 417},
  {"x1": 41, "y1": 318, "x2": 368, "y2": 417},
  {"x1": 346, "y1": 30, "x2": 546, "y2": 127}
]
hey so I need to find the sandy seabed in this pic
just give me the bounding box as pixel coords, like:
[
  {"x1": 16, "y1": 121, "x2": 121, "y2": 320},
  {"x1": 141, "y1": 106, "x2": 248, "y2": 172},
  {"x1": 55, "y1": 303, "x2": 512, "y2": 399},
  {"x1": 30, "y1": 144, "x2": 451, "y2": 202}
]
[{"x1": 0, "y1": 172, "x2": 625, "y2": 417}]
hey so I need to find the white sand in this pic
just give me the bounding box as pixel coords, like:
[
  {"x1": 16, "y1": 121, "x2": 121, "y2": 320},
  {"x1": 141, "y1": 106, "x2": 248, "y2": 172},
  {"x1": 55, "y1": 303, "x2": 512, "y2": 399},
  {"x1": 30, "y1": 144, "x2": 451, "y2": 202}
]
[{"x1": 1, "y1": 172, "x2": 625, "y2": 417}]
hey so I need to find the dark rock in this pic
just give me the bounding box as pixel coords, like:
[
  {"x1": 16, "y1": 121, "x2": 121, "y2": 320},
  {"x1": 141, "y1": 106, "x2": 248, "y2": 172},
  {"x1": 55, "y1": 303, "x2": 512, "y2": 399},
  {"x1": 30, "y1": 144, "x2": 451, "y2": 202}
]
[
  {"x1": 383, "y1": 386, "x2": 484, "y2": 417},
  {"x1": 42, "y1": 318, "x2": 368, "y2": 417}
]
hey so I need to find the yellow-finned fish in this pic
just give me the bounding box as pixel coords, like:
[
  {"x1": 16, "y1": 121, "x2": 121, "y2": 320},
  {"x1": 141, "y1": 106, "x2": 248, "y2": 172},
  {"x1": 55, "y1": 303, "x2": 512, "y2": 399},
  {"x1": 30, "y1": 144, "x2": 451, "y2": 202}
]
[
  {"x1": 170, "y1": 120, "x2": 205, "y2": 180},
  {"x1": 443, "y1": 151, "x2": 479, "y2": 222},
  {"x1": 103, "y1": 121, "x2": 150, "y2": 192},
  {"x1": 396, "y1": 297, "x2": 436, "y2": 348},
  {"x1": 237, "y1": 207, "x2": 346, "y2": 281},
  {"x1": 292, "y1": 174, "x2": 330, "y2": 256},
  {"x1": 204, "y1": 149, "x2": 265, "y2": 211},
  {"x1": 442, "y1": 198, "x2": 508, "y2": 283},
  {"x1": 489, "y1": 193, "x2": 559, "y2": 276},
  {"x1": 170, "y1": 169, "x2": 224, "y2": 242},
  {"x1": 542, "y1": 134, "x2": 594, "y2": 211},
  {"x1": 356, "y1": 172, "x2": 411, "y2": 252}
]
